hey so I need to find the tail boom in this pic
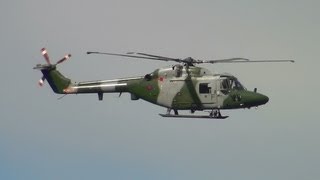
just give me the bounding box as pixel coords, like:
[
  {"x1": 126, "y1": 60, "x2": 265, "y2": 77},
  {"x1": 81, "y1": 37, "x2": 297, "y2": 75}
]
[{"x1": 63, "y1": 82, "x2": 128, "y2": 94}]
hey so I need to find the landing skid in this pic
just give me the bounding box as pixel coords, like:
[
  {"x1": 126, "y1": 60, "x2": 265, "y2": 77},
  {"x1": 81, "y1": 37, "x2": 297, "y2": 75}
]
[
  {"x1": 160, "y1": 108, "x2": 228, "y2": 119},
  {"x1": 159, "y1": 114, "x2": 228, "y2": 119}
]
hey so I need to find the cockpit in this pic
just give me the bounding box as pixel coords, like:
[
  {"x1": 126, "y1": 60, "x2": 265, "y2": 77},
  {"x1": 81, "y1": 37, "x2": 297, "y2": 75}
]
[{"x1": 220, "y1": 75, "x2": 246, "y2": 94}]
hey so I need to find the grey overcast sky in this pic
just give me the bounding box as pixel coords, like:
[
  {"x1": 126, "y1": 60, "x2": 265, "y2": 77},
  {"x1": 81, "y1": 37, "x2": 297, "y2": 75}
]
[{"x1": 1, "y1": 0, "x2": 319, "y2": 179}]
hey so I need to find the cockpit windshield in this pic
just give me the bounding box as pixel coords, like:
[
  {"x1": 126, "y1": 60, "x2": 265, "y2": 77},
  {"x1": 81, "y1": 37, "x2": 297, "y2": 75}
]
[{"x1": 220, "y1": 76, "x2": 245, "y2": 94}]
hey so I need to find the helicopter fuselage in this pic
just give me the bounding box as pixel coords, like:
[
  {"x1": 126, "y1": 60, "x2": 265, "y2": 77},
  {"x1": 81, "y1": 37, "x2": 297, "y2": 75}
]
[{"x1": 60, "y1": 65, "x2": 269, "y2": 111}]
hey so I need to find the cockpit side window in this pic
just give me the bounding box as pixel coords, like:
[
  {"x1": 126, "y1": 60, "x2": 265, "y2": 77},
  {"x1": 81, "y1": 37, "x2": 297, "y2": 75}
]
[
  {"x1": 199, "y1": 83, "x2": 211, "y2": 94},
  {"x1": 220, "y1": 77, "x2": 245, "y2": 94}
]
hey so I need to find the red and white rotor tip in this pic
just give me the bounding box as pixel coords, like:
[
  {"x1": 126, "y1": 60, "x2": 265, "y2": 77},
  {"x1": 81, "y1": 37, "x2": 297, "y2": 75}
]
[
  {"x1": 38, "y1": 77, "x2": 45, "y2": 87},
  {"x1": 41, "y1": 48, "x2": 51, "y2": 64}
]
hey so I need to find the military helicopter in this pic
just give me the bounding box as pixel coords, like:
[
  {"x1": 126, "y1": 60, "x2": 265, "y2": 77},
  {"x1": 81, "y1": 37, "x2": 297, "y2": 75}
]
[{"x1": 34, "y1": 48, "x2": 294, "y2": 119}]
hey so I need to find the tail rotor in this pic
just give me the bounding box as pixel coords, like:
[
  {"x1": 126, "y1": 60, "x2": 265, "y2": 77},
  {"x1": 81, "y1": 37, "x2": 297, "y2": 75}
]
[{"x1": 35, "y1": 48, "x2": 71, "y2": 87}]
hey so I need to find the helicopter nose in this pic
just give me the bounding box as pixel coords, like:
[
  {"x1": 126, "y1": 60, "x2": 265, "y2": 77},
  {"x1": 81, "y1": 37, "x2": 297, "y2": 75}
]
[
  {"x1": 256, "y1": 93, "x2": 269, "y2": 105},
  {"x1": 223, "y1": 91, "x2": 269, "y2": 109},
  {"x1": 241, "y1": 91, "x2": 269, "y2": 108}
]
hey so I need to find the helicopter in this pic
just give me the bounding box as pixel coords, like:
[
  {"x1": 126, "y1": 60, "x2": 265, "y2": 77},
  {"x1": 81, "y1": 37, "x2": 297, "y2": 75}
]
[{"x1": 34, "y1": 48, "x2": 294, "y2": 119}]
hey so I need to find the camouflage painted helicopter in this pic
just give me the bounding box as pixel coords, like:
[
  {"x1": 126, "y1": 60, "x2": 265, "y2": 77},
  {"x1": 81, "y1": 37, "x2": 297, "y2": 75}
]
[{"x1": 34, "y1": 48, "x2": 294, "y2": 119}]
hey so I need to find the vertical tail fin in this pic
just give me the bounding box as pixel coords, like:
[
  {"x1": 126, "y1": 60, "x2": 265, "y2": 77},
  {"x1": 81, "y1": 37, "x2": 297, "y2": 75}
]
[{"x1": 40, "y1": 67, "x2": 72, "y2": 94}]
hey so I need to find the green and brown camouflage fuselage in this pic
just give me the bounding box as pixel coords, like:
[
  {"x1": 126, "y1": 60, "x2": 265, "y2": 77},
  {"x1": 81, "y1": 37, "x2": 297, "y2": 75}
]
[{"x1": 35, "y1": 64, "x2": 269, "y2": 112}]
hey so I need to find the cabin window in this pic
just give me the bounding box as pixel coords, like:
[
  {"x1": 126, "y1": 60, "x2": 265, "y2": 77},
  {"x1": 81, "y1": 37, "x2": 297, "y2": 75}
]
[{"x1": 199, "y1": 83, "x2": 211, "y2": 94}]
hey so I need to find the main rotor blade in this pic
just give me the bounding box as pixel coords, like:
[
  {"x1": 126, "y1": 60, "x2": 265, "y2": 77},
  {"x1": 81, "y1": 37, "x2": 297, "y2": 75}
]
[
  {"x1": 133, "y1": 52, "x2": 181, "y2": 62},
  {"x1": 209, "y1": 59, "x2": 295, "y2": 63},
  {"x1": 202, "y1": 58, "x2": 250, "y2": 64},
  {"x1": 87, "y1": 51, "x2": 180, "y2": 62},
  {"x1": 41, "y1": 48, "x2": 51, "y2": 64}
]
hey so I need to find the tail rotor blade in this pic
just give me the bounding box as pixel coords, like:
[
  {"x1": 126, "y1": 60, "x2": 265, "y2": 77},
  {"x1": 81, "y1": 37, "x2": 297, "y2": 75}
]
[
  {"x1": 38, "y1": 76, "x2": 45, "y2": 86},
  {"x1": 56, "y1": 54, "x2": 71, "y2": 65},
  {"x1": 41, "y1": 48, "x2": 51, "y2": 64}
]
